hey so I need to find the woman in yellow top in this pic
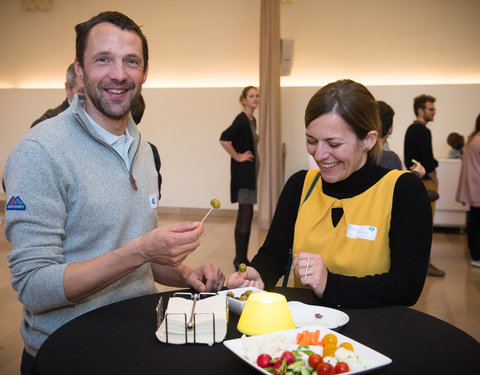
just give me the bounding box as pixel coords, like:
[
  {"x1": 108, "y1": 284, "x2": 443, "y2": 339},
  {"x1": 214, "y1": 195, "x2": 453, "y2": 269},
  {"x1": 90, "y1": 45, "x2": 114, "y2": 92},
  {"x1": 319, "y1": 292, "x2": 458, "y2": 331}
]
[{"x1": 227, "y1": 79, "x2": 432, "y2": 308}]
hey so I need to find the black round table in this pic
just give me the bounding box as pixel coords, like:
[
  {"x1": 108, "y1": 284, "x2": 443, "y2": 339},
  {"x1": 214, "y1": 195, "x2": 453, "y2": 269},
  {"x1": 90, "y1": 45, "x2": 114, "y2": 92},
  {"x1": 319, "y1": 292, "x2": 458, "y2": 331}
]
[{"x1": 33, "y1": 287, "x2": 479, "y2": 374}]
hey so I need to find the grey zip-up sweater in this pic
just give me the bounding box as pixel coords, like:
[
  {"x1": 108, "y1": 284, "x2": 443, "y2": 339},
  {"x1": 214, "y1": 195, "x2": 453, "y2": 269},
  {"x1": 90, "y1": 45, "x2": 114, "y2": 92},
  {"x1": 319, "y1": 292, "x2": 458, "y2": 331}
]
[{"x1": 4, "y1": 95, "x2": 159, "y2": 356}]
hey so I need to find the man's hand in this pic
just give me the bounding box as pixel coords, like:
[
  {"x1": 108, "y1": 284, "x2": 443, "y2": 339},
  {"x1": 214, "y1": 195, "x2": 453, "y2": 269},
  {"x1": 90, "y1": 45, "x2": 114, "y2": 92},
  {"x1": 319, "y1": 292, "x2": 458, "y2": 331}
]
[
  {"x1": 409, "y1": 161, "x2": 426, "y2": 179},
  {"x1": 138, "y1": 222, "x2": 203, "y2": 267},
  {"x1": 187, "y1": 263, "x2": 225, "y2": 292}
]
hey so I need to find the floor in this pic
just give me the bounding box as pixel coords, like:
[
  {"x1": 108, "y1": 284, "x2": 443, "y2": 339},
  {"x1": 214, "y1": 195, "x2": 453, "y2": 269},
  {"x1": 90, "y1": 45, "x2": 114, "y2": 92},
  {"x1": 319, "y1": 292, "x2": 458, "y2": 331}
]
[{"x1": 0, "y1": 209, "x2": 479, "y2": 374}]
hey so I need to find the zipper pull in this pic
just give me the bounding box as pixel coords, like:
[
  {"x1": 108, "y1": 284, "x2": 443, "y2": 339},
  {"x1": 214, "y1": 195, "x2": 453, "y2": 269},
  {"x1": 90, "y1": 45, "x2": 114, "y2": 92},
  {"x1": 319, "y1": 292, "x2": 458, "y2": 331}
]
[{"x1": 130, "y1": 173, "x2": 138, "y2": 191}]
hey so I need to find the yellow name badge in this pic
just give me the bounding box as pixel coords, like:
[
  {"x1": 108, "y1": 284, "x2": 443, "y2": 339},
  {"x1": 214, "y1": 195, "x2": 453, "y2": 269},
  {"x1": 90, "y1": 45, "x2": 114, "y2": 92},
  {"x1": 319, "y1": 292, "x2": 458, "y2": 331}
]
[{"x1": 346, "y1": 224, "x2": 377, "y2": 241}]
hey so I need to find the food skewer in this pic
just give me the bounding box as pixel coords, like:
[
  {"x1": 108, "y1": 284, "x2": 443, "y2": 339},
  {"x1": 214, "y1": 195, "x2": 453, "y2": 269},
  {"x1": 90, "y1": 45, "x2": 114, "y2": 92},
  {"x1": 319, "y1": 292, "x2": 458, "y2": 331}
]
[
  {"x1": 304, "y1": 256, "x2": 311, "y2": 281},
  {"x1": 200, "y1": 198, "x2": 221, "y2": 224}
]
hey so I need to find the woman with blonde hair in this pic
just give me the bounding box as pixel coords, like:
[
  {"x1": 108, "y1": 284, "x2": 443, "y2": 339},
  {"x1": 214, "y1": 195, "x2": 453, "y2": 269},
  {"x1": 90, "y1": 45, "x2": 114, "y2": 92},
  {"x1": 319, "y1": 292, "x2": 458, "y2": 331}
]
[{"x1": 220, "y1": 86, "x2": 260, "y2": 269}]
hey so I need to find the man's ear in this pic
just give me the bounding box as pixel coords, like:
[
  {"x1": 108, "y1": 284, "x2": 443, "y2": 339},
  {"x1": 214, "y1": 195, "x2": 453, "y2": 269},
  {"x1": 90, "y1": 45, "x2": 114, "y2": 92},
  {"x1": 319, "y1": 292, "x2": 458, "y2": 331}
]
[
  {"x1": 74, "y1": 58, "x2": 84, "y2": 79},
  {"x1": 142, "y1": 63, "x2": 149, "y2": 84}
]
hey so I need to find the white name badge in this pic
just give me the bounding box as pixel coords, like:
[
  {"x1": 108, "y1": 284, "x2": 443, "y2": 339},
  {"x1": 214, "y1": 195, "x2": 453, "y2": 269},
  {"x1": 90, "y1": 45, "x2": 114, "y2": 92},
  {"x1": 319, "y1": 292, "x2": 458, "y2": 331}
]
[
  {"x1": 346, "y1": 224, "x2": 377, "y2": 241},
  {"x1": 149, "y1": 194, "x2": 159, "y2": 209}
]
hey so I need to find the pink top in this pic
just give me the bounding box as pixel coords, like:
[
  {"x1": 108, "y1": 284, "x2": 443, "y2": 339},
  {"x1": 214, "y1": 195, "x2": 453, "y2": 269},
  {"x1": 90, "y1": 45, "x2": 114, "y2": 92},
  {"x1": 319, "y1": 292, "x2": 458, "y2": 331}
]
[{"x1": 456, "y1": 133, "x2": 480, "y2": 207}]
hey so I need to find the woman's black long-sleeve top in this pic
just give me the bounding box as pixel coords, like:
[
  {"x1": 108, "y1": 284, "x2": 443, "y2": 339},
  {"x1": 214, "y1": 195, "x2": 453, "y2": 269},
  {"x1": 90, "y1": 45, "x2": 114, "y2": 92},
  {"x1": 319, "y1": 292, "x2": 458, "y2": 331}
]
[{"x1": 250, "y1": 162, "x2": 432, "y2": 308}]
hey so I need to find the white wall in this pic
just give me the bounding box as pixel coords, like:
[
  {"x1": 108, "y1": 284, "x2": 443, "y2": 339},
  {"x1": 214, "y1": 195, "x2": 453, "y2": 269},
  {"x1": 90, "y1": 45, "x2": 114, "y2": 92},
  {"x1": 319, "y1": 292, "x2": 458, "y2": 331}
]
[
  {"x1": 2, "y1": 84, "x2": 479, "y2": 206},
  {"x1": 1, "y1": 0, "x2": 479, "y2": 205}
]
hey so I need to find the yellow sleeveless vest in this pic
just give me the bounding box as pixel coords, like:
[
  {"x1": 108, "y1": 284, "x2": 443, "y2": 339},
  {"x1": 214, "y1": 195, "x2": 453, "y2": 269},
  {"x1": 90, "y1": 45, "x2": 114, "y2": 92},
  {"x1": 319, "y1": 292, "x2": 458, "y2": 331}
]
[{"x1": 293, "y1": 168, "x2": 406, "y2": 288}]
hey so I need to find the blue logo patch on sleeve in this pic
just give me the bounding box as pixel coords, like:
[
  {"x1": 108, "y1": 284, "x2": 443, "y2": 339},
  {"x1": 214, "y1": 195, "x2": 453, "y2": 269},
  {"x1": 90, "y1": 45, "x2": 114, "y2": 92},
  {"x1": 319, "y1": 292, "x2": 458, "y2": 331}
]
[{"x1": 6, "y1": 196, "x2": 26, "y2": 210}]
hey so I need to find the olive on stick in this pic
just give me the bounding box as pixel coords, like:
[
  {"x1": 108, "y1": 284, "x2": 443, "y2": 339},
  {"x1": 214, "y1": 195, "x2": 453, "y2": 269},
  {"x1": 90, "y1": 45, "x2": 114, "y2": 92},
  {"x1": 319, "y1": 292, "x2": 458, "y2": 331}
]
[{"x1": 200, "y1": 198, "x2": 221, "y2": 224}]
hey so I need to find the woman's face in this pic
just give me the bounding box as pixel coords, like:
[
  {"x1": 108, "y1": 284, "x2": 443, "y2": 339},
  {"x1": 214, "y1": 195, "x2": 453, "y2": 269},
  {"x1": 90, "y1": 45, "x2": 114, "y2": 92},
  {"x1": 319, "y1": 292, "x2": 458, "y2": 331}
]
[
  {"x1": 306, "y1": 112, "x2": 376, "y2": 183},
  {"x1": 242, "y1": 88, "x2": 259, "y2": 110}
]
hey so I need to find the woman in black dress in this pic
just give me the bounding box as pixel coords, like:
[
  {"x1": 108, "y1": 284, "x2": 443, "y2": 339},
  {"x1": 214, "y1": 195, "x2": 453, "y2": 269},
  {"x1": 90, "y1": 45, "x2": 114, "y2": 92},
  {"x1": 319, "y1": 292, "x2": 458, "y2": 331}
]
[{"x1": 220, "y1": 86, "x2": 260, "y2": 269}]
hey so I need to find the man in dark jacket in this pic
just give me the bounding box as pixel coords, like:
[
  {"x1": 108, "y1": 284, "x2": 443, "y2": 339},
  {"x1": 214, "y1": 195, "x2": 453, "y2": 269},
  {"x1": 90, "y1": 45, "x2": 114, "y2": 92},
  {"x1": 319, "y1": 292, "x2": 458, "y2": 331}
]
[
  {"x1": 30, "y1": 63, "x2": 84, "y2": 127},
  {"x1": 404, "y1": 94, "x2": 445, "y2": 277}
]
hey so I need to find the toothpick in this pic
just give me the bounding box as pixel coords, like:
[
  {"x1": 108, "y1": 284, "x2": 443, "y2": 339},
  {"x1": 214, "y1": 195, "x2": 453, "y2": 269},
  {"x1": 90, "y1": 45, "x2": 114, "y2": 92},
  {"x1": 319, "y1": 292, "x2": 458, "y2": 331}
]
[
  {"x1": 200, "y1": 207, "x2": 214, "y2": 224},
  {"x1": 304, "y1": 256, "x2": 311, "y2": 281}
]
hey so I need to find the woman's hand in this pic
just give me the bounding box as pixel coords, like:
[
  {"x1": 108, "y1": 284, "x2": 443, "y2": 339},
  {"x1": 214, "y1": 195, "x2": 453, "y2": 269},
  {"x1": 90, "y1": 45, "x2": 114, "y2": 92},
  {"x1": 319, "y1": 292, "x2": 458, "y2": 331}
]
[
  {"x1": 292, "y1": 253, "x2": 328, "y2": 298},
  {"x1": 226, "y1": 266, "x2": 265, "y2": 289},
  {"x1": 236, "y1": 150, "x2": 255, "y2": 163},
  {"x1": 219, "y1": 140, "x2": 254, "y2": 163}
]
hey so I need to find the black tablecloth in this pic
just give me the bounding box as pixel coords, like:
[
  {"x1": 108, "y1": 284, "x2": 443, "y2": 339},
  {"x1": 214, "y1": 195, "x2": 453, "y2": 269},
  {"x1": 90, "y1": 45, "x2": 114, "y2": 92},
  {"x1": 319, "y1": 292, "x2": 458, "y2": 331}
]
[{"x1": 33, "y1": 287, "x2": 479, "y2": 374}]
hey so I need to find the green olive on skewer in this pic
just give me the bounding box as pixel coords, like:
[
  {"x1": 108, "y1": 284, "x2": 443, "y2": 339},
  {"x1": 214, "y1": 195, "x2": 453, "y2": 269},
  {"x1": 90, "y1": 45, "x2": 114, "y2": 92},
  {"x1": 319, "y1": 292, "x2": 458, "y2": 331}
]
[{"x1": 200, "y1": 198, "x2": 221, "y2": 224}]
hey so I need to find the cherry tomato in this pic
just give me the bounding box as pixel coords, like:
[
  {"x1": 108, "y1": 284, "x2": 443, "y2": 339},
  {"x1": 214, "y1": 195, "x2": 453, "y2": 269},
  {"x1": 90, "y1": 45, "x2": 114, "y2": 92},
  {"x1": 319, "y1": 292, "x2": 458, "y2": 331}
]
[
  {"x1": 323, "y1": 343, "x2": 337, "y2": 358},
  {"x1": 280, "y1": 351, "x2": 295, "y2": 365},
  {"x1": 339, "y1": 342, "x2": 354, "y2": 351},
  {"x1": 335, "y1": 361, "x2": 350, "y2": 374},
  {"x1": 317, "y1": 362, "x2": 335, "y2": 375},
  {"x1": 256, "y1": 353, "x2": 272, "y2": 368},
  {"x1": 321, "y1": 333, "x2": 338, "y2": 346},
  {"x1": 308, "y1": 353, "x2": 323, "y2": 368}
]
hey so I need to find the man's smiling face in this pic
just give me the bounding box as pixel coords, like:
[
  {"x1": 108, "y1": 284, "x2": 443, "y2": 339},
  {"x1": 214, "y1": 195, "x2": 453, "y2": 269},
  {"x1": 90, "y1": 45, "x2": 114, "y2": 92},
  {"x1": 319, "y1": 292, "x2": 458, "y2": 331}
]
[{"x1": 77, "y1": 22, "x2": 148, "y2": 124}]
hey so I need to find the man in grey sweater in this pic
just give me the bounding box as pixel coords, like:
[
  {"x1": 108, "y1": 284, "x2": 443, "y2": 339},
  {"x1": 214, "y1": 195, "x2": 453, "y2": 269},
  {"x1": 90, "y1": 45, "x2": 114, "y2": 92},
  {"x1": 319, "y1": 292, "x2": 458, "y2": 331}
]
[{"x1": 4, "y1": 11, "x2": 224, "y2": 374}]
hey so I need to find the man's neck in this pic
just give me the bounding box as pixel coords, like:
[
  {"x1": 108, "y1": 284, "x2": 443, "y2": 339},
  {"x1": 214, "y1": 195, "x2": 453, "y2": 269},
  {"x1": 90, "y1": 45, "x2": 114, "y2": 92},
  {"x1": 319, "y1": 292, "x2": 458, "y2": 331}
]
[
  {"x1": 415, "y1": 117, "x2": 427, "y2": 125},
  {"x1": 84, "y1": 101, "x2": 128, "y2": 136}
]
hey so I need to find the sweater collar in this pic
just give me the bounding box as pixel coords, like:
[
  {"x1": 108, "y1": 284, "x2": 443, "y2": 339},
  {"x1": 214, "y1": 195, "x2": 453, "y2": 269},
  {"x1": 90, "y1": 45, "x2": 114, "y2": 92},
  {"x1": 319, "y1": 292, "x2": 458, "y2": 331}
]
[{"x1": 322, "y1": 161, "x2": 386, "y2": 199}]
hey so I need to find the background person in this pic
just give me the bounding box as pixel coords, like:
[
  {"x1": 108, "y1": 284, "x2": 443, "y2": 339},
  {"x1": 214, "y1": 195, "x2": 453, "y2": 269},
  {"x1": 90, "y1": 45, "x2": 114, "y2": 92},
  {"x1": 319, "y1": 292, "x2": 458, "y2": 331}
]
[
  {"x1": 377, "y1": 100, "x2": 426, "y2": 177},
  {"x1": 219, "y1": 86, "x2": 260, "y2": 269},
  {"x1": 404, "y1": 94, "x2": 444, "y2": 277},
  {"x1": 456, "y1": 114, "x2": 480, "y2": 268},
  {"x1": 227, "y1": 79, "x2": 432, "y2": 308},
  {"x1": 447, "y1": 132, "x2": 464, "y2": 159},
  {"x1": 4, "y1": 12, "x2": 224, "y2": 375},
  {"x1": 131, "y1": 94, "x2": 162, "y2": 194},
  {"x1": 30, "y1": 63, "x2": 84, "y2": 127}
]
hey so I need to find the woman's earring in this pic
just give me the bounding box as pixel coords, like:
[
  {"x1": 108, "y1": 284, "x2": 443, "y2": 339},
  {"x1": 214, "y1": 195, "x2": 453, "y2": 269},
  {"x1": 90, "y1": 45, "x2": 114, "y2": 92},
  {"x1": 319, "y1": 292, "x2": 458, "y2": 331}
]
[{"x1": 364, "y1": 147, "x2": 370, "y2": 152}]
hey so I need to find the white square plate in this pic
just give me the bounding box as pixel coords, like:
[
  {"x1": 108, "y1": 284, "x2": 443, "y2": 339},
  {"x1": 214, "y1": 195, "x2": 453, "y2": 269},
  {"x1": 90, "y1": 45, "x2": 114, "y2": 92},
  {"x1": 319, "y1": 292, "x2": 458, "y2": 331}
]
[{"x1": 224, "y1": 325, "x2": 392, "y2": 374}]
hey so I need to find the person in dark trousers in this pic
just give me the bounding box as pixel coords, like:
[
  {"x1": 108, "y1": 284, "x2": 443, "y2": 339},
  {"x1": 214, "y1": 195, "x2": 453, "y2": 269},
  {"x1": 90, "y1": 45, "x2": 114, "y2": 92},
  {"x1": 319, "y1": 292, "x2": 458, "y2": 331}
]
[
  {"x1": 220, "y1": 86, "x2": 260, "y2": 269},
  {"x1": 404, "y1": 94, "x2": 445, "y2": 277}
]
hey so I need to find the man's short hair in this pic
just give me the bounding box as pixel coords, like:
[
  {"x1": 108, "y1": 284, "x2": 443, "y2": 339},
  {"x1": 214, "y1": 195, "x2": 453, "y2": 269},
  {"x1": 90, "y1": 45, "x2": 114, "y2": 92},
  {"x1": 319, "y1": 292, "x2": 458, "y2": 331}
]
[
  {"x1": 377, "y1": 101, "x2": 395, "y2": 138},
  {"x1": 75, "y1": 11, "x2": 149, "y2": 72},
  {"x1": 414, "y1": 94, "x2": 436, "y2": 116},
  {"x1": 131, "y1": 95, "x2": 145, "y2": 124},
  {"x1": 65, "y1": 63, "x2": 77, "y2": 89}
]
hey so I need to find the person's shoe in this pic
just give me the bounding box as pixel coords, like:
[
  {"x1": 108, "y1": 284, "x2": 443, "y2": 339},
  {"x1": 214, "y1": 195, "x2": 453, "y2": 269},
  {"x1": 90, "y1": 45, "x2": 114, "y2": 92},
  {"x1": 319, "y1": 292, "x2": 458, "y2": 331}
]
[
  {"x1": 471, "y1": 259, "x2": 480, "y2": 268},
  {"x1": 427, "y1": 263, "x2": 445, "y2": 277}
]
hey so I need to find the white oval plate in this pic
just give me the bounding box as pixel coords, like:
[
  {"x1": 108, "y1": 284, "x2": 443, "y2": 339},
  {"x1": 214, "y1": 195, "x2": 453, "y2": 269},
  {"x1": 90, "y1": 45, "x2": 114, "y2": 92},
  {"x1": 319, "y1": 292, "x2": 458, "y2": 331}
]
[{"x1": 287, "y1": 301, "x2": 349, "y2": 329}]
